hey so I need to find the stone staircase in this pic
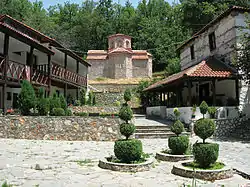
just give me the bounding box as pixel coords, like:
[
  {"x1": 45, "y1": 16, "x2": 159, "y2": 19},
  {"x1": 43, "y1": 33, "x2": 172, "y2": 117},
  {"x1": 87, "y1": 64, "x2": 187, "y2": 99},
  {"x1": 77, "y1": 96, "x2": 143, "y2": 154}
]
[{"x1": 135, "y1": 125, "x2": 174, "y2": 139}]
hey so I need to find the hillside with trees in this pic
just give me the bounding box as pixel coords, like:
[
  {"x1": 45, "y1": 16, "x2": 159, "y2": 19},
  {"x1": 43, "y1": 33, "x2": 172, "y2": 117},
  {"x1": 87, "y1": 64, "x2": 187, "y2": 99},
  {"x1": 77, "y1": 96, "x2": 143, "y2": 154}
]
[{"x1": 0, "y1": 0, "x2": 249, "y2": 73}]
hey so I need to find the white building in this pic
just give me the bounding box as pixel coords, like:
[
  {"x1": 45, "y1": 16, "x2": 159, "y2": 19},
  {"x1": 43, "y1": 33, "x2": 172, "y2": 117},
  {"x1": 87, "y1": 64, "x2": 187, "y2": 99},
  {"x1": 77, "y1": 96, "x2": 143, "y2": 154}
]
[{"x1": 145, "y1": 6, "x2": 250, "y2": 121}]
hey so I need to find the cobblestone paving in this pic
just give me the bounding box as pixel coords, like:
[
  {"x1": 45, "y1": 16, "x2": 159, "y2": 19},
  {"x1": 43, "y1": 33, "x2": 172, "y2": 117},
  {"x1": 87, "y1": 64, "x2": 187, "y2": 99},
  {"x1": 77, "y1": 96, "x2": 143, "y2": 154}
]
[{"x1": 0, "y1": 138, "x2": 249, "y2": 187}]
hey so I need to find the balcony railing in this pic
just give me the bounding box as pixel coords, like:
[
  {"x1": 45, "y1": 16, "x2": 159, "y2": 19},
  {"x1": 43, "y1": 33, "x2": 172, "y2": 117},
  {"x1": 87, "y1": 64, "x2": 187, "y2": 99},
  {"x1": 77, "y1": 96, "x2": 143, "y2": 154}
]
[
  {"x1": 51, "y1": 63, "x2": 87, "y2": 86},
  {"x1": 0, "y1": 57, "x2": 87, "y2": 87},
  {"x1": 0, "y1": 57, "x2": 28, "y2": 82}
]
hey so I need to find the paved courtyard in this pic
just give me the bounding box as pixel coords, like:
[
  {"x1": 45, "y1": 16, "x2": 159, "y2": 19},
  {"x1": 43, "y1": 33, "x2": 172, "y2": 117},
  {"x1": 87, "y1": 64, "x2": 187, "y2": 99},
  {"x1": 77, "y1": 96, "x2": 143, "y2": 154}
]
[{"x1": 0, "y1": 138, "x2": 249, "y2": 187}]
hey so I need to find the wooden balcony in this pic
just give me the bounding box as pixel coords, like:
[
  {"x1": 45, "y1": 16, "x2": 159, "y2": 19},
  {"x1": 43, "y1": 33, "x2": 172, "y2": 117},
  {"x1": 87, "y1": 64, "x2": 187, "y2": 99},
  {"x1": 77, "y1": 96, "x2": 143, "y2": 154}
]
[
  {"x1": 0, "y1": 57, "x2": 87, "y2": 87},
  {"x1": 51, "y1": 63, "x2": 87, "y2": 87}
]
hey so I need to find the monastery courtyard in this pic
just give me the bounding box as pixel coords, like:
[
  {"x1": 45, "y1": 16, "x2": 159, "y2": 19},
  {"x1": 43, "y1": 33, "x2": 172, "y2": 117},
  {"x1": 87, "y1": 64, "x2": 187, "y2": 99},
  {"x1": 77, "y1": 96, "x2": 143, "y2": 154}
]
[{"x1": 0, "y1": 119, "x2": 249, "y2": 187}]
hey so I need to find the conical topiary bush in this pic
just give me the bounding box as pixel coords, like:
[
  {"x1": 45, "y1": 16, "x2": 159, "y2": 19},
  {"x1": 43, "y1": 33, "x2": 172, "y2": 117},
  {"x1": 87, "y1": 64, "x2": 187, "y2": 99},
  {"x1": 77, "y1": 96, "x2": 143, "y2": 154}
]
[
  {"x1": 114, "y1": 89, "x2": 143, "y2": 163},
  {"x1": 193, "y1": 101, "x2": 218, "y2": 168},
  {"x1": 168, "y1": 108, "x2": 189, "y2": 155}
]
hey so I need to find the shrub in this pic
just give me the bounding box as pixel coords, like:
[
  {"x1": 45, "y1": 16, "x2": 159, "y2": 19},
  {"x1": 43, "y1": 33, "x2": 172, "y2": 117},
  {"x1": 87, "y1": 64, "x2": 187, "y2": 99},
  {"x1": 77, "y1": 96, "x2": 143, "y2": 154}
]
[
  {"x1": 168, "y1": 136, "x2": 189, "y2": 155},
  {"x1": 194, "y1": 118, "x2": 216, "y2": 143},
  {"x1": 173, "y1": 108, "x2": 180, "y2": 120},
  {"x1": 37, "y1": 98, "x2": 50, "y2": 116},
  {"x1": 208, "y1": 107, "x2": 217, "y2": 119},
  {"x1": 80, "y1": 87, "x2": 87, "y2": 106},
  {"x1": 119, "y1": 105, "x2": 133, "y2": 123},
  {"x1": 67, "y1": 94, "x2": 74, "y2": 105},
  {"x1": 74, "y1": 112, "x2": 89, "y2": 117},
  {"x1": 114, "y1": 100, "x2": 121, "y2": 107},
  {"x1": 171, "y1": 120, "x2": 184, "y2": 136},
  {"x1": 59, "y1": 94, "x2": 67, "y2": 110},
  {"x1": 193, "y1": 143, "x2": 219, "y2": 168},
  {"x1": 49, "y1": 94, "x2": 61, "y2": 114},
  {"x1": 87, "y1": 91, "x2": 94, "y2": 105},
  {"x1": 51, "y1": 108, "x2": 65, "y2": 116},
  {"x1": 120, "y1": 123, "x2": 136, "y2": 139},
  {"x1": 65, "y1": 108, "x2": 72, "y2": 116},
  {"x1": 18, "y1": 80, "x2": 36, "y2": 115},
  {"x1": 74, "y1": 100, "x2": 81, "y2": 106},
  {"x1": 124, "y1": 88, "x2": 132, "y2": 102},
  {"x1": 199, "y1": 101, "x2": 209, "y2": 117},
  {"x1": 114, "y1": 139, "x2": 142, "y2": 163}
]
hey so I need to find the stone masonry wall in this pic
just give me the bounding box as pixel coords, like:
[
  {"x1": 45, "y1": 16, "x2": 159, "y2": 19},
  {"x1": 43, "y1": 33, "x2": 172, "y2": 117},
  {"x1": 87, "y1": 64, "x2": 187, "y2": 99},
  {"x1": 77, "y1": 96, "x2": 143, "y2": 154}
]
[
  {"x1": 0, "y1": 116, "x2": 121, "y2": 141},
  {"x1": 213, "y1": 117, "x2": 248, "y2": 138},
  {"x1": 70, "y1": 106, "x2": 120, "y2": 114}
]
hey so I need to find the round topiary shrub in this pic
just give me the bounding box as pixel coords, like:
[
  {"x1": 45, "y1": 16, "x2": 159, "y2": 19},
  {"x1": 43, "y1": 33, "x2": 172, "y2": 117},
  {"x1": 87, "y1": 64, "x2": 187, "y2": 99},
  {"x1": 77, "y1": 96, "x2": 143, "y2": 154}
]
[
  {"x1": 171, "y1": 120, "x2": 184, "y2": 136},
  {"x1": 193, "y1": 143, "x2": 219, "y2": 168},
  {"x1": 173, "y1": 108, "x2": 180, "y2": 120},
  {"x1": 168, "y1": 136, "x2": 189, "y2": 155},
  {"x1": 51, "y1": 108, "x2": 65, "y2": 116},
  {"x1": 114, "y1": 139, "x2": 143, "y2": 163},
  {"x1": 199, "y1": 101, "x2": 209, "y2": 116},
  {"x1": 119, "y1": 105, "x2": 133, "y2": 123},
  {"x1": 120, "y1": 123, "x2": 136, "y2": 139},
  {"x1": 124, "y1": 88, "x2": 132, "y2": 102},
  {"x1": 194, "y1": 118, "x2": 216, "y2": 143}
]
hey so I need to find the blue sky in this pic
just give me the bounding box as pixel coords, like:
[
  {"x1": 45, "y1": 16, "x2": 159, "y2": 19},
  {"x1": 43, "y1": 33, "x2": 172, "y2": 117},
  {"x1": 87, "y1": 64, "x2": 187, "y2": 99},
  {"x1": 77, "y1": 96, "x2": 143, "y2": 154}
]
[{"x1": 29, "y1": 0, "x2": 179, "y2": 9}]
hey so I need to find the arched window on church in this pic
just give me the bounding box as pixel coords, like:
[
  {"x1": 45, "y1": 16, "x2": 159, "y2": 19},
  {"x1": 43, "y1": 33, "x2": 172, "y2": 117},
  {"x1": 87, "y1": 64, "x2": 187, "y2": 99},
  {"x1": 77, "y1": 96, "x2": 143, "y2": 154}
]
[
  {"x1": 118, "y1": 40, "x2": 123, "y2": 47},
  {"x1": 111, "y1": 41, "x2": 115, "y2": 48},
  {"x1": 126, "y1": 41, "x2": 130, "y2": 48}
]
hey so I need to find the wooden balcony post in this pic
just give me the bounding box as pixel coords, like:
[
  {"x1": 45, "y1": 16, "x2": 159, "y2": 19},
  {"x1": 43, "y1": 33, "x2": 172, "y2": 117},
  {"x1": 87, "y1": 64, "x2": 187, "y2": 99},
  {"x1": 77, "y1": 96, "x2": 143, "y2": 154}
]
[
  {"x1": 188, "y1": 80, "x2": 192, "y2": 106},
  {"x1": 212, "y1": 79, "x2": 216, "y2": 106},
  {"x1": 64, "y1": 54, "x2": 67, "y2": 80},
  {"x1": 3, "y1": 34, "x2": 9, "y2": 114},
  {"x1": 235, "y1": 78, "x2": 239, "y2": 106},
  {"x1": 48, "y1": 55, "x2": 51, "y2": 96},
  {"x1": 29, "y1": 46, "x2": 34, "y2": 82}
]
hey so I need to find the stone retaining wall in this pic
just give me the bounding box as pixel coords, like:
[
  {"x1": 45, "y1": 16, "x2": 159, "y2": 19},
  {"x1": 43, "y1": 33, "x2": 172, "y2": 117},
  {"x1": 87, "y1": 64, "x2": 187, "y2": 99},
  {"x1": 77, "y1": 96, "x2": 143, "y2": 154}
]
[
  {"x1": 0, "y1": 116, "x2": 121, "y2": 141},
  {"x1": 190, "y1": 117, "x2": 248, "y2": 139},
  {"x1": 70, "y1": 106, "x2": 120, "y2": 114},
  {"x1": 213, "y1": 117, "x2": 248, "y2": 138}
]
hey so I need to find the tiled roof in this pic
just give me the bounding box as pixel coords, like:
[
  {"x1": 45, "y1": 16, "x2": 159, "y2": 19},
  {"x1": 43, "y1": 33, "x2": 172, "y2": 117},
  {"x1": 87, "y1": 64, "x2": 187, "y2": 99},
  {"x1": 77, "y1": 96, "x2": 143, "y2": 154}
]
[
  {"x1": 133, "y1": 50, "x2": 148, "y2": 54},
  {"x1": 0, "y1": 14, "x2": 53, "y2": 43},
  {"x1": 0, "y1": 22, "x2": 54, "y2": 55},
  {"x1": 144, "y1": 57, "x2": 237, "y2": 92},
  {"x1": 132, "y1": 55, "x2": 149, "y2": 60},
  {"x1": 108, "y1": 33, "x2": 131, "y2": 39},
  {"x1": 88, "y1": 50, "x2": 107, "y2": 54},
  {"x1": 108, "y1": 47, "x2": 132, "y2": 54},
  {"x1": 177, "y1": 6, "x2": 250, "y2": 51},
  {"x1": 87, "y1": 55, "x2": 107, "y2": 60}
]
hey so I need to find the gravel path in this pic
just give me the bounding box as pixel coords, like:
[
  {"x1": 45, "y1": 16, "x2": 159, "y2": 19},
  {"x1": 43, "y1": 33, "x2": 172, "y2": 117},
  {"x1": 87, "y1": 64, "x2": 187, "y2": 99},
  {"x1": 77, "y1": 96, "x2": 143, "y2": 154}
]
[{"x1": 0, "y1": 138, "x2": 249, "y2": 187}]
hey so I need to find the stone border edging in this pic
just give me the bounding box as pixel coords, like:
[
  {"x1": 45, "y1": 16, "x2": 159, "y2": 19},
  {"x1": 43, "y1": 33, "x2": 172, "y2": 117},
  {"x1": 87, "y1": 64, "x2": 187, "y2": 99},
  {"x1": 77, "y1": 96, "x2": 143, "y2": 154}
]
[
  {"x1": 233, "y1": 168, "x2": 250, "y2": 180},
  {"x1": 156, "y1": 152, "x2": 193, "y2": 162},
  {"x1": 98, "y1": 157, "x2": 155, "y2": 172},
  {"x1": 171, "y1": 161, "x2": 233, "y2": 181}
]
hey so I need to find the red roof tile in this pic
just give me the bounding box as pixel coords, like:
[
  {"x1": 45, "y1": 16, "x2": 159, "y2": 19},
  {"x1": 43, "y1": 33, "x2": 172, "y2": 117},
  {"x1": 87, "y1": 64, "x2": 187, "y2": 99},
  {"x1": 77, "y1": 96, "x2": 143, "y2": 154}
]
[
  {"x1": 132, "y1": 55, "x2": 149, "y2": 60},
  {"x1": 108, "y1": 47, "x2": 132, "y2": 54},
  {"x1": 144, "y1": 57, "x2": 237, "y2": 91}
]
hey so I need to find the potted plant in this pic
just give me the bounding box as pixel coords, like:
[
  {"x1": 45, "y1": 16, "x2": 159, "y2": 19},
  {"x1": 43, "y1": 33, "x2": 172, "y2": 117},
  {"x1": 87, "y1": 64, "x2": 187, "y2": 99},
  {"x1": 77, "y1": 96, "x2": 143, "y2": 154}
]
[{"x1": 191, "y1": 105, "x2": 197, "y2": 119}]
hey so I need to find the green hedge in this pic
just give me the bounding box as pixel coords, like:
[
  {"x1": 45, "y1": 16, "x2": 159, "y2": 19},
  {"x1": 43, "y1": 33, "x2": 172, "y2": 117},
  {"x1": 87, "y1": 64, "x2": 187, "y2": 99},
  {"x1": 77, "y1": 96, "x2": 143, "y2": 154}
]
[
  {"x1": 51, "y1": 108, "x2": 65, "y2": 116},
  {"x1": 114, "y1": 139, "x2": 142, "y2": 163},
  {"x1": 171, "y1": 120, "x2": 184, "y2": 136},
  {"x1": 193, "y1": 143, "x2": 219, "y2": 168},
  {"x1": 194, "y1": 118, "x2": 215, "y2": 143},
  {"x1": 120, "y1": 123, "x2": 136, "y2": 139},
  {"x1": 168, "y1": 136, "x2": 189, "y2": 155}
]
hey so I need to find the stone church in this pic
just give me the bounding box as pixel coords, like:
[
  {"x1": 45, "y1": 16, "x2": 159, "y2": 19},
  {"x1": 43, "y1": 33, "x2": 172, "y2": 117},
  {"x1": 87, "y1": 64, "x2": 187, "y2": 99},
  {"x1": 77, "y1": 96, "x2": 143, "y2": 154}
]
[{"x1": 87, "y1": 34, "x2": 152, "y2": 80}]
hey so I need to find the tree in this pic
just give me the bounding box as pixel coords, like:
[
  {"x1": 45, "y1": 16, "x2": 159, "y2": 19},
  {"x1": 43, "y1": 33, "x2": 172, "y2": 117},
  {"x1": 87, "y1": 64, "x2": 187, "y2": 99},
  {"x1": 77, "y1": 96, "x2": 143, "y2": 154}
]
[{"x1": 18, "y1": 80, "x2": 36, "y2": 115}]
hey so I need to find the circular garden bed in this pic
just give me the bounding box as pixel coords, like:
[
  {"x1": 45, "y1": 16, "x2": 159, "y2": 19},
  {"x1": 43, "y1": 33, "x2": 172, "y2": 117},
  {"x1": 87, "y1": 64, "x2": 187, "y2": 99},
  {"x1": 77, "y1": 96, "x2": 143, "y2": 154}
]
[
  {"x1": 171, "y1": 161, "x2": 233, "y2": 181},
  {"x1": 156, "y1": 151, "x2": 193, "y2": 162},
  {"x1": 98, "y1": 156, "x2": 155, "y2": 172}
]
